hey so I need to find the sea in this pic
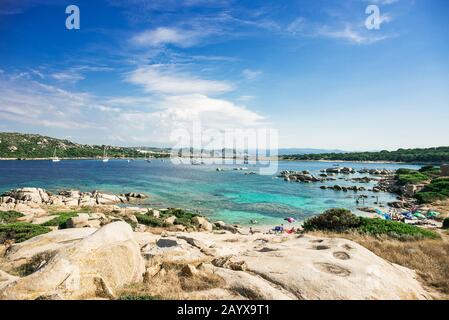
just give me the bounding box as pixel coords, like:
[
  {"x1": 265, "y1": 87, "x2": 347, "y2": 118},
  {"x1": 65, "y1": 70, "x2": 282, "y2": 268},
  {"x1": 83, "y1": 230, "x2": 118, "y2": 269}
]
[{"x1": 0, "y1": 159, "x2": 420, "y2": 226}]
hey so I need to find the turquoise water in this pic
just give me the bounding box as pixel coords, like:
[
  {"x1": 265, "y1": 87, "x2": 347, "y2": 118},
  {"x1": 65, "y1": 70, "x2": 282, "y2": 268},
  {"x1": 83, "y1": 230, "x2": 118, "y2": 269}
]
[{"x1": 0, "y1": 160, "x2": 420, "y2": 226}]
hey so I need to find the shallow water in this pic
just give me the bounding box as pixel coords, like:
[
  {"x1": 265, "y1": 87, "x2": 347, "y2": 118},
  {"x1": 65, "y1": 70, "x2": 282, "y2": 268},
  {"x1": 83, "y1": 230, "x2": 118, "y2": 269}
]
[{"x1": 0, "y1": 160, "x2": 420, "y2": 226}]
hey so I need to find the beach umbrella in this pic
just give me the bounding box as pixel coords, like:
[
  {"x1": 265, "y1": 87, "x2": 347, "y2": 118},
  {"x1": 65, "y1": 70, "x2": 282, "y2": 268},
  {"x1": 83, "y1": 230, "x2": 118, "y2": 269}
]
[
  {"x1": 413, "y1": 212, "x2": 426, "y2": 220},
  {"x1": 284, "y1": 217, "x2": 296, "y2": 223},
  {"x1": 426, "y1": 211, "x2": 440, "y2": 218}
]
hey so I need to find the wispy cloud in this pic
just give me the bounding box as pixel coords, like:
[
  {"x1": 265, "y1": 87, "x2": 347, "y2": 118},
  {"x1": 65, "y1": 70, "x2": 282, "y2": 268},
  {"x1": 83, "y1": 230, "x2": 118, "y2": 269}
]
[
  {"x1": 287, "y1": 14, "x2": 394, "y2": 45},
  {"x1": 242, "y1": 69, "x2": 263, "y2": 80},
  {"x1": 132, "y1": 27, "x2": 208, "y2": 48},
  {"x1": 0, "y1": 66, "x2": 266, "y2": 145},
  {"x1": 126, "y1": 64, "x2": 234, "y2": 95},
  {"x1": 318, "y1": 25, "x2": 391, "y2": 44},
  {"x1": 51, "y1": 72, "x2": 85, "y2": 83},
  {"x1": 50, "y1": 65, "x2": 113, "y2": 83}
]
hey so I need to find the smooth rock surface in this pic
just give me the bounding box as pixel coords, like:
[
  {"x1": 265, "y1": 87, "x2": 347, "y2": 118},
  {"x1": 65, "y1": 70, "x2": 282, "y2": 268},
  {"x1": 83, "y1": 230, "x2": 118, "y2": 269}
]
[{"x1": 0, "y1": 222, "x2": 144, "y2": 300}]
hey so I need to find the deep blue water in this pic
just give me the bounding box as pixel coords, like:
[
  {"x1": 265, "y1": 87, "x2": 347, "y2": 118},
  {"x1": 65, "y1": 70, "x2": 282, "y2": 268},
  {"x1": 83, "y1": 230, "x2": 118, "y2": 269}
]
[{"x1": 0, "y1": 160, "x2": 420, "y2": 226}]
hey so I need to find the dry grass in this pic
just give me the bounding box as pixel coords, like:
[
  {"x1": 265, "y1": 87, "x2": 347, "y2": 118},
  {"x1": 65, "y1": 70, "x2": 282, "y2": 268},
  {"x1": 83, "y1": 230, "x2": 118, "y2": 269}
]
[
  {"x1": 117, "y1": 263, "x2": 226, "y2": 300},
  {"x1": 310, "y1": 230, "x2": 449, "y2": 298}
]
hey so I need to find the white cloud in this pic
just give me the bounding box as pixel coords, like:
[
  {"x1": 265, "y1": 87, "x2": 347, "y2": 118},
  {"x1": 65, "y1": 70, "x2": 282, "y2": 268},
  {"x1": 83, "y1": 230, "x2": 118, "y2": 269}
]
[
  {"x1": 126, "y1": 65, "x2": 234, "y2": 94},
  {"x1": 112, "y1": 94, "x2": 267, "y2": 145},
  {"x1": 51, "y1": 72, "x2": 85, "y2": 83},
  {"x1": 242, "y1": 69, "x2": 262, "y2": 80},
  {"x1": 319, "y1": 25, "x2": 390, "y2": 44},
  {"x1": 0, "y1": 68, "x2": 267, "y2": 146},
  {"x1": 50, "y1": 65, "x2": 112, "y2": 83},
  {"x1": 132, "y1": 27, "x2": 206, "y2": 48},
  {"x1": 159, "y1": 94, "x2": 264, "y2": 126},
  {"x1": 0, "y1": 77, "x2": 100, "y2": 129}
]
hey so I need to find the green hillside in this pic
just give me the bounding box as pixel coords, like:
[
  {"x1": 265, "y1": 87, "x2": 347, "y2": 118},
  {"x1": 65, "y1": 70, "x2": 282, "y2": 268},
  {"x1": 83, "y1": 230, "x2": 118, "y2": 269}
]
[
  {"x1": 0, "y1": 132, "x2": 170, "y2": 159},
  {"x1": 282, "y1": 147, "x2": 449, "y2": 163}
]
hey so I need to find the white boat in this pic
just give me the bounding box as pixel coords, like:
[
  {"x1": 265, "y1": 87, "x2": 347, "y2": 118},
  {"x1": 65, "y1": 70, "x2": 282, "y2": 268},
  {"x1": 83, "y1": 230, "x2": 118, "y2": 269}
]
[
  {"x1": 51, "y1": 148, "x2": 60, "y2": 162},
  {"x1": 102, "y1": 148, "x2": 109, "y2": 162}
]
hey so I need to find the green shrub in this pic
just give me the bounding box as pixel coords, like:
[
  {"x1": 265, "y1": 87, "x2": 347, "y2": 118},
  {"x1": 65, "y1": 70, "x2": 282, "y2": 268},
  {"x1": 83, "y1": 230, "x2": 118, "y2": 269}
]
[
  {"x1": 160, "y1": 208, "x2": 199, "y2": 228},
  {"x1": 136, "y1": 214, "x2": 164, "y2": 227},
  {"x1": 41, "y1": 212, "x2": 79, "y2": 229},
  {"x1": 419, "y1": 165, "x2": 441, "y2": 177},
  {"x1": 396, "y1": 172, "x2": 429, "y2": 185},
  {"x1": 162, "y1": 208, "x2": 198, "y2": 220},
  {"x1": 0, "y1": 211, "x2": 24, "y2": 224},
  {"x1": 303, "y1": 208, "x2": 439, "y2": 240},
  {"x1": 357, "y1": 217, "x2": 439, "y2": 240},
  {"x1": 415, "y1": 192, "x2": 447, "y2": 204},
  {"x1": 396, "y1": 168, "x2": 415, "y2": 175},
  {"x1": 443, "y1": 218, "x2": 449, "y2": 229},
  {"x1": 415, "y1": 177, "x2": 449, "y2": 203},
  {"x1": 302, "y1": 208, "x2": 361, "y2": 232},
  {"x1": 0, "y1": 223, "x2": 51, "y2": 243}
]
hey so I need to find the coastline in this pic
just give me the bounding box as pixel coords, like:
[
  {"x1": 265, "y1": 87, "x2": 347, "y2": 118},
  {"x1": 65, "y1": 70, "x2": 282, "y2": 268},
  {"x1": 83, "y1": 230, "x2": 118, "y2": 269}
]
[
  {"x1": 0, "y1": 157, "x2": 423, "y2": 165},
  {"x1": 0, "y1": 186, "x2": 443, "y2": 300}
]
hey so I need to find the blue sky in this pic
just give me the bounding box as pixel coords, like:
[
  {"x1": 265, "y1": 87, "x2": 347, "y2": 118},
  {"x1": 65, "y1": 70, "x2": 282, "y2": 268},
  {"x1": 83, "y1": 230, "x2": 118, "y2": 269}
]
[{"x1": 0, "y1": 0, "x2": 448, "y2": 150}]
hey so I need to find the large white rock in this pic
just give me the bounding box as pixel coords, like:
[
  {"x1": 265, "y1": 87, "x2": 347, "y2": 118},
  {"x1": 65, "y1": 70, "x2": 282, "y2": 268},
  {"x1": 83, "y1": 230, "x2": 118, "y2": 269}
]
[
  {"x1": 156, "y1": 232, "x2": 431, "y2": 300},
  {"x1": 5, "y1": 228, "x2": 98, "y2": 264},
  {"x1": 192, "y1": 216, "x2": 213, "y2": 232},
  {"x1": 96, "y1": 193, "x2": 121, "y2": 205},
  {"x1": 230, "y1": 235, "x2": 430, "y2": 300},
  {"x1": 4, "y1": 188, "x2": 49, "y2": 204},
  {"x1": 0, "y1": 222, "x2": 145, "y2": 300}
]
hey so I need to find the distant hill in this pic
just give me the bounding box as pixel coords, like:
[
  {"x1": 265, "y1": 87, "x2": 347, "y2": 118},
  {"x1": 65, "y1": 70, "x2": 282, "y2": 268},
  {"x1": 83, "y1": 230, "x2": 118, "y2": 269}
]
[
  {"x1": 281, "y1": 147, "x2": 449, "y2": 163},
  {"x1": 0, "y1": 132, "x2": 169, "y2": 159},
  {"x1": 278, "y1": 148, "x2": 347, "y2": 155}
]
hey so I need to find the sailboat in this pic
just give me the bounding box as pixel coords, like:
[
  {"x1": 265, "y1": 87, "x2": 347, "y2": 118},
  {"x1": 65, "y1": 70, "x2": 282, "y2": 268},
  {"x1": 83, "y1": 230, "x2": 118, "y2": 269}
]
[
  {"x1": 102, "y1": 147, "x2": 109, "y2": 162},
  {"x1": 51, "y1": 148, "x2": 60, "y2": 162}
]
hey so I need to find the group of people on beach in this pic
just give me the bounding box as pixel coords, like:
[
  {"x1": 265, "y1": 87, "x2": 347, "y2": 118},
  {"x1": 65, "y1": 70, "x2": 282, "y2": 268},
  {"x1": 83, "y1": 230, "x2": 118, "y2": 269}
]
[{"x1": 248, "y1": 224, "x2": 297, "y2": 235}]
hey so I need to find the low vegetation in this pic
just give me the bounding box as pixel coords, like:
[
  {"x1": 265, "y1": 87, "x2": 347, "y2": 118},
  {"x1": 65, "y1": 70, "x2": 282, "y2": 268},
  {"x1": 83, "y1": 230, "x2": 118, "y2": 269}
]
[
  {"x1": 302, "y1": 208, "x2": 360, "y2": 232},
  {"x1": 282, "y1": 146, "x2": 449, "y2": 163},
  {"x1": 136, "y1": 208, "x2": 200, "y2": 229},
  {"x1": 0, "y1": 211, "x2": 24, "y2": 224},
  {"x1": 357, "y1": 217, "x2": 439, "y2": 240},
  {"x1": 303, "y1": 208, "x2": 439, "y2": 240},
  {"x1": 395, "y1": 166, "x2": 440, "y2": 186},
  {"x1": 0, "y1": 223, "x2": 51, "y2": 244},
  {"x1": 41, "y1": 212, "x2": 79, "y2": 228},
  {"x1": 415, "y1": 177, "x2": 449, "y2": 204},
  {"x1": 136, "y1": 214, "x2": 166, "y2": 228}
]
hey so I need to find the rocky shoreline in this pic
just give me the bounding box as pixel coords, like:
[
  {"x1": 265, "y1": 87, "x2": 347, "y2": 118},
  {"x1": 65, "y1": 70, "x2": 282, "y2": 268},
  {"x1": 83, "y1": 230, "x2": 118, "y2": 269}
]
[{"x1": 0, "y1": 187, "x2": 434, "y2": 300}]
